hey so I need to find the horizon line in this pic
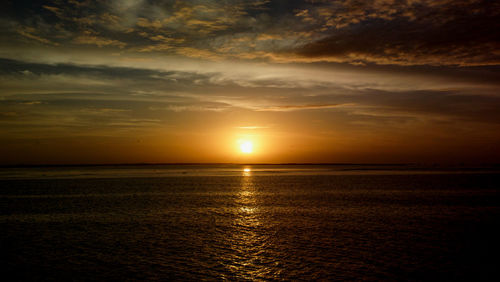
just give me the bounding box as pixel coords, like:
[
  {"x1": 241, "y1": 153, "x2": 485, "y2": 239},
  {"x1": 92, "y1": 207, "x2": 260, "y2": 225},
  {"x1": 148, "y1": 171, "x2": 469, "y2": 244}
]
[{"x1": 1, "y1": 162, "x2": 498, "y2": 168}]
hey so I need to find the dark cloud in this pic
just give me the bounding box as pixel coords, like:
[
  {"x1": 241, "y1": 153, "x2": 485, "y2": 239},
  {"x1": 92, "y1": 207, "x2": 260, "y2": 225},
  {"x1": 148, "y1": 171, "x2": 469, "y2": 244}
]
[
  {"x1": 347, "y1": 90, "x2": 500, "y2": 123},
  {"x1": 293, "y1": 0, "x2": 500, "y2": 66},
  {"x1": 2, "y1": 0, "x2": 497, "y2": 66},
  {"x1": 0, "y1": 57, "x2": 213, "y2": 85}
]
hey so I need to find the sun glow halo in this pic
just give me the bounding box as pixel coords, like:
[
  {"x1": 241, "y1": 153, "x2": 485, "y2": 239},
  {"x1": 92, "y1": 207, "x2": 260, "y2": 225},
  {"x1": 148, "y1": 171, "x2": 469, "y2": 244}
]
[{"x1": 240, "y1": 140, "x2": 253, "y2": 154}]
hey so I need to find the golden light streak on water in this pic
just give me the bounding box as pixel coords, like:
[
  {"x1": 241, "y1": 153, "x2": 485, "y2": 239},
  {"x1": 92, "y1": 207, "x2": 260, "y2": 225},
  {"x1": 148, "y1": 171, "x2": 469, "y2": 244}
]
[{"x1": 222, "y1": 166, "x2": 274, "y2": 279}]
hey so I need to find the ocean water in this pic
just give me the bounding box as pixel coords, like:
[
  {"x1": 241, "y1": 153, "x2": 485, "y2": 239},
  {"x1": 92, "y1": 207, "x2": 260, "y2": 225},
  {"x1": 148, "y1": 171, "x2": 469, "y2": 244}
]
[{"x1": 1, "y1": 165, "x2": 499, "y2": 280}]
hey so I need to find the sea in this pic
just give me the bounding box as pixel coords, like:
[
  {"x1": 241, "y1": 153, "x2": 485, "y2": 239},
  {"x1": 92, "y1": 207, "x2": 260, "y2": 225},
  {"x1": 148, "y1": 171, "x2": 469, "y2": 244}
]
[{"x1": 1, "y1": 164, "x2": 499, "y2": 281}]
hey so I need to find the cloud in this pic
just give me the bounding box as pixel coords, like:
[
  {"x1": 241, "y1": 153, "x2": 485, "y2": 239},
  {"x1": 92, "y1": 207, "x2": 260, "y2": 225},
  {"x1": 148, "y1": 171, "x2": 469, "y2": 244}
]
[
  {"x1": 136, "y1": 17, "x2": 163, "y2": 29},
  {"x1": 255, "y1": 104, "x2": 346, "y2": 112},
  {"x1": 73, "y1": 31, "x2": 127, "y2": 48},
  {"x1": 1, "y1": 56, "x2": 499, "y2": 129},
  {"x1": 185, "y1": 0, "x2": 499, "y2": 66},
  {"x1": 16, "y1": 26, "x2": 59, "y2": 46},
  {"x1": 0, "y1": 111, "x2": 18, "y2": 118},
  {"x1": 148, "y1": 35, "x2": 184, "y2": 43},
  {"x1": 4, "y1": 0, "x2": 498, "y2": 66},
  {"x1": 135, "y1": 44, "x2": 173, "y2": 52},
  {"x1": 149, "y1": 101, "x2": 232, "y2": 112},
  {"x1": 291, "y1": 19, "x2": 500, "y2": 66},
  {"x1": 174, "y1": 47, "x2": 221, "y2": 60},
  {"x1": 79, "y1": 108, "x2": 130, "y2": 115},
  {"x1": 133, "y1": 33, "x2": 185, "y2": 52},
  {"x1": 42, "y1": 5, "x2": 64, "y2": 17},
  {"x1": 235, "y1": 126, "x2": 269, "y2": 130},
  {"x1": 285, "y1": 0, "x2": 500, "y2": 66},
  {"x1": 19, "y1": 101, "x2": 42, "y2": 105},
  {"x1": 99, "y1": 13, "x2": 121, "y2": 26}
]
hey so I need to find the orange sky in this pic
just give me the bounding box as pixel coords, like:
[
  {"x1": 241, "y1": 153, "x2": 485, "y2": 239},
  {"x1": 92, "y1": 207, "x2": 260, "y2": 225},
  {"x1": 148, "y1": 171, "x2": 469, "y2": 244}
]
[{"x1": 1, "y1": 0, "x2": 499, "y2": 164}]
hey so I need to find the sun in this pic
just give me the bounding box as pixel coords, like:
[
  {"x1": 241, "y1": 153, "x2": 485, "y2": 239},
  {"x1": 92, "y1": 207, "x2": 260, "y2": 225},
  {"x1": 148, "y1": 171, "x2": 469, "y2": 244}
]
[{"x1": 240, "y1": 140, "x2": 253, "y2": 154}]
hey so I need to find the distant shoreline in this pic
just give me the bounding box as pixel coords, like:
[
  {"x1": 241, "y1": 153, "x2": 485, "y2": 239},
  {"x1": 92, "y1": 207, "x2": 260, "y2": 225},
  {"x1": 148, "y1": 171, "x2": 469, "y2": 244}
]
[{"x1": 1, "y1": 163, "x2": 499, "y2": 169}]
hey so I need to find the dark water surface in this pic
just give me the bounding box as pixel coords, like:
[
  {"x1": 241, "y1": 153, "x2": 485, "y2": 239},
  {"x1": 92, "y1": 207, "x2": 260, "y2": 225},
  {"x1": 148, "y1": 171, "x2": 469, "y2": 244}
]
[{"x1": 1, "y1": 165, "x2": 500, "y2": 280}]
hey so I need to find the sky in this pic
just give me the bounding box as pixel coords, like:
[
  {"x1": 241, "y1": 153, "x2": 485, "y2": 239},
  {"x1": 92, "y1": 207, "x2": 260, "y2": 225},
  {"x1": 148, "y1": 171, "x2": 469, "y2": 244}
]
[{"x1": 1, "y1": 0, "x2": 499, "y2": 164}]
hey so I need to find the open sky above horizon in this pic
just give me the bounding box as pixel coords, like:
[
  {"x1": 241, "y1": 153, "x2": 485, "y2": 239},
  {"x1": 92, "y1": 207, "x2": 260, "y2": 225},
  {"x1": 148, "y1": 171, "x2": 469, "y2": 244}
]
[{"x1": 1, "y1": 0, "x2": 499, "y2": 164}]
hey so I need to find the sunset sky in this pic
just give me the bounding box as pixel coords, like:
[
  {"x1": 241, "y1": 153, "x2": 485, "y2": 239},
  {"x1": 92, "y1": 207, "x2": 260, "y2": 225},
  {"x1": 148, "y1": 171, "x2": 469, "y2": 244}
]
[{"x1": 1, "y1": 0, "x2": 499, "y2": 164}]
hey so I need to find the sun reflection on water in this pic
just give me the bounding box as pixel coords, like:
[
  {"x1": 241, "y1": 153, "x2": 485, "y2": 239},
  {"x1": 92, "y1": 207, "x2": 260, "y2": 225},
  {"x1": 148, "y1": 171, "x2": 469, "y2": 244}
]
[
  {"x1": 223, "y1": 166, "x2": 274, "y2": 279},
  {"x1": 243, "y1": 167, "x2": 251, "y2": 176},
  {"x1": 238, "y1": 167, "x2": 257, "y2": 214}
]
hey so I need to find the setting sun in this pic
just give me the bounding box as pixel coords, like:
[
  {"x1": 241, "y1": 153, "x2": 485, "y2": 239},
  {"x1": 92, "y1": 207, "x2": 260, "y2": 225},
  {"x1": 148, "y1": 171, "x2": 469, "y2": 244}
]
[{"x1": 240, "y1": 141, "x2": 253, "y2": 154}]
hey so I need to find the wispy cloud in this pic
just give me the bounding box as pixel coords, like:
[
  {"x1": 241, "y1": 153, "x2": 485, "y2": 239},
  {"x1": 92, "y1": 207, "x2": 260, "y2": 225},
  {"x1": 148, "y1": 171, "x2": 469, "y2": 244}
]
[
  {"x1": 18, "y1": 101, "x2": 42, "y2": 105},
  {"x1": 73, "y1": 32, "x2": 127, "y2": 48},
  {"x1": 255, "y1": 104, "x2": 346, "y2": 112},
  {"x1": 235, "y1": 126, "x2": 269, "y2": 130},
  {"x1": 17, "y1": 26, "x2": 59, "y2": 46}
]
